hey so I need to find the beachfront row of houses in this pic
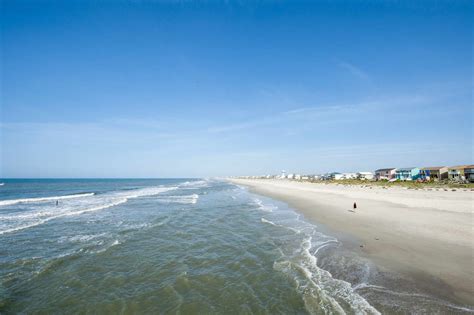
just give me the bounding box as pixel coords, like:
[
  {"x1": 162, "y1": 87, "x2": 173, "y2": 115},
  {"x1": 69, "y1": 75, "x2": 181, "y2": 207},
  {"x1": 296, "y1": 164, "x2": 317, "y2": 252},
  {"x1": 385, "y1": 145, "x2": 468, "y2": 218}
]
[
  {"x1": 377, "y1": 165, "x2": 474, "y2": 182},
  {"x1": 251, "y1": 165, "x2": 474, "y2": 183}
]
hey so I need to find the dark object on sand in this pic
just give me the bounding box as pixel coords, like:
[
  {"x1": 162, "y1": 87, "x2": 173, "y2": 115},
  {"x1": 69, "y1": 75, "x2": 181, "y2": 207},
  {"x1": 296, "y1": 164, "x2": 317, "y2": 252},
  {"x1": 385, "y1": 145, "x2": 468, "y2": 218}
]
[{"x1": 353, "y1": 202, "x2": 357, "y2": 210}]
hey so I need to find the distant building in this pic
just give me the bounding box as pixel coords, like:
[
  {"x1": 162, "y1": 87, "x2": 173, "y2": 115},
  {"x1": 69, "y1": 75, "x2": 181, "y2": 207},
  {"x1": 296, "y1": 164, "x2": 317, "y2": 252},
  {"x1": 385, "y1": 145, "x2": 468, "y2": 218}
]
[
  {"x1": 420, "y1": 167, "x2": 448, "y2": 181},
  {"x1": 325, "y1": 172, "x2": 340, "y2": 180},
  {"x1": 295, "y1": 174, "x2": 302, "y2": 180},
  {"x1": 357, "y1": 172, "x2": 374, "y2": 180},
  {"x1": 280, "y1": 170, "x2": 287, "y2": 179},
  {"x1": 374, "y1": 168, "x2": 396, "y2": 180},
  {"x1": 340, "y1": 173, "x2": 356, "y2": 179},
  {"x1": 448, "y1": 165, "x2": 474, "y2": 182},
  {"x1": 395, "y1": 168, "x2": 421, "y2": 181},
  {"x1": 465, "y1": 166, "x2": 474, "y2": 182},
  {"x1": 287, "y1": 173, "x2": 295, "y2": 179}
]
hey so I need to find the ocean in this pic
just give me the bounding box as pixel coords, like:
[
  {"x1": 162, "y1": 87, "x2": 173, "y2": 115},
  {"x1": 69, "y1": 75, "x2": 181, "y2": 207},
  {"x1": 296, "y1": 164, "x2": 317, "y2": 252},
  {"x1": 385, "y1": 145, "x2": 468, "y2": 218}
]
[{"x1": 0, "y1": 179, "x2": 471, "y2": 314}]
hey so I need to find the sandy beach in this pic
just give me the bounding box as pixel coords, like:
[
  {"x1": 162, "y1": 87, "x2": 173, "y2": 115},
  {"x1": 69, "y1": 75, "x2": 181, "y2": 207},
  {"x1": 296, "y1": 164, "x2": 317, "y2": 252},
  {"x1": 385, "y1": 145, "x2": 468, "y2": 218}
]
[{"x1": 230, "y1": 179, "x2": 474, "y2": 306}]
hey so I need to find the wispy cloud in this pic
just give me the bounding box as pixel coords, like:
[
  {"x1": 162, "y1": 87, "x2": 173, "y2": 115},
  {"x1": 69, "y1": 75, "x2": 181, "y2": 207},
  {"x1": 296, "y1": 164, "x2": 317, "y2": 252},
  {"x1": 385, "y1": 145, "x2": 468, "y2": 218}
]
[
  {"x1": 283, "y1": 103, "x2": 367, "y2": 115},
  {"x1": 338, "y1": 61, "x2": 370, "y2": 81},
  {"x1": 203, "y1": 93, "x2": 438, "y2": 135}
]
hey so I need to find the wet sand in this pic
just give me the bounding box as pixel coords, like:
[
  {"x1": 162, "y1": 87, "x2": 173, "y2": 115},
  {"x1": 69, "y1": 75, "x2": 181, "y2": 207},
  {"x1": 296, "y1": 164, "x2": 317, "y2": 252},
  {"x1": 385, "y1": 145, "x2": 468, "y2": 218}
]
[{"x1": 230, "y1": 179, "x2": 474, "y2": 306}]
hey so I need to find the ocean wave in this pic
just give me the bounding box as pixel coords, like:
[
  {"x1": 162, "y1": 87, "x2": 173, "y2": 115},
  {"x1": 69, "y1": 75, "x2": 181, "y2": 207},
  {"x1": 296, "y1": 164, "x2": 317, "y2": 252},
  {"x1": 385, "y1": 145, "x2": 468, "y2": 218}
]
[
  {"x1": 258, "y1": 199, "x2": 378, "y2": 314},
  {"x1": 274, "y1": 234, "x2": 380, "y2": 314},
  {"x1": 89, "y1": 239, "x2": 121, "y2": 254},
  {"x1": 261, "y1": 217, "x2": 301, "y2": 234},
  {"x1": 0, "y1": 193, "x2": 95, "y2": 207},
  {"x1": 0, "y1": 198, "x2": 128, "y2": 235},
  {"x1": 0, "y1": 186, "x2": 177, "y2": 235},
  {"x1": 179, "y1": 180, "x2": 209, "y2": 189},
  {"x1": 253, "y1": 198, "x2": 278, "y2": 212},
  {"x1": 58, "y1": 233, "x2": 107, "y2": 243},
  {"x1": 157, "y1": 194, "x2": 199, "y2": 204}
]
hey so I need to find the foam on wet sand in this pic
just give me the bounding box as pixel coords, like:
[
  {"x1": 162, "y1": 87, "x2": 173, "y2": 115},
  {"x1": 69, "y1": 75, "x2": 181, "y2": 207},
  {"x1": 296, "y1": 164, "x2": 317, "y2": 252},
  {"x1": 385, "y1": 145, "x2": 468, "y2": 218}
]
[{"x1": 229, "y1": 178, "x2": 474, "y2": 306}]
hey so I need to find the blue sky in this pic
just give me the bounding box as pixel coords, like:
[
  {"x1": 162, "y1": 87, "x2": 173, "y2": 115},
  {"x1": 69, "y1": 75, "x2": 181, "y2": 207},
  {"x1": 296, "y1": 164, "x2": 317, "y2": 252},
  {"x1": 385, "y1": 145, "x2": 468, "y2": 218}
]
[{"x1": 1, "y1": 0, "x2": 472, "y2": 178}]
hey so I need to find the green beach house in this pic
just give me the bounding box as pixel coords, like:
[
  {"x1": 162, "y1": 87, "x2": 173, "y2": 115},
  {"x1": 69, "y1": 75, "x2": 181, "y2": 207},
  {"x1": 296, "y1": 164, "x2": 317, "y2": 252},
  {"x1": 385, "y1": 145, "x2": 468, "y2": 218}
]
[{"x1": 395, "y1": 167, "x2": 421, "y2": 181}]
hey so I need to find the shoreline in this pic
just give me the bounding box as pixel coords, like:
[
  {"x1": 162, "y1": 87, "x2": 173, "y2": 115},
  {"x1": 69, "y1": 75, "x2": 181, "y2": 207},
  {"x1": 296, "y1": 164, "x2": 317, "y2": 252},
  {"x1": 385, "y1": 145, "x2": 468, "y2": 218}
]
[{"x1": 229, "y1": 179, "x2": 474, "y2": 307}]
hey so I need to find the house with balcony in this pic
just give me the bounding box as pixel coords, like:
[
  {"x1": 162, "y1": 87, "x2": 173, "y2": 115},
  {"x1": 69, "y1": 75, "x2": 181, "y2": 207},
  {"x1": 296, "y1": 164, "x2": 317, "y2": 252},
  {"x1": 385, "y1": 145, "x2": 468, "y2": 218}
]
[
  {"x1": 420, "y1": 167, "x2": 448, "y2": 181},
  {"x1": 342, "y1": 173, "x2": 358, "y2": 179},
  {"x1": 374, "y1": 168, "x2": 396, "y2": 180},
  {"x1": 395, "y1": 167, "x2": 421, "y2": 181},
  {"x1": 465, "y1": 166, "x2": 474, "y2": 182},
  {"x1": 325, "y1": 172, "x2": 341, "y2": 180},
  {"x1": 357, "y1": 172, "x2": 374, "y2": 180},
  {"x1": 448, "y1": 165, "x2": 474, "y2": 182}
]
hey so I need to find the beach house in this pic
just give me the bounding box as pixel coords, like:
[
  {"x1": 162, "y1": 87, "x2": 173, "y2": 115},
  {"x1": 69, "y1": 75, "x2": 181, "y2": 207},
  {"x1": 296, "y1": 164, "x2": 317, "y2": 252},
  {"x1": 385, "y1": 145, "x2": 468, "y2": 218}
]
[
  {"x1": 420, "y1": 167, "x2": 448, "y2": 181},
  {"x1": 342, "y1": 173, "x2": 358, "y2": 179},
  {"x1": 374, "y1": 168, "x2": 396, "y2": 180},
  {"x1": 395, "y1": 168, "x2": 421, "y2": 181},
  {"x1": 465, "y1": 166, "x2": 474, "y2": 182},
  {"x1": 448, "y1": 165, "x2": 474, "y2": 182},
  {"x1": 357, "y1": 172, "x2": 374, "y2": 180},
  {"x1": 326, "y1": 172, "x2": 340, "y2": 180}
]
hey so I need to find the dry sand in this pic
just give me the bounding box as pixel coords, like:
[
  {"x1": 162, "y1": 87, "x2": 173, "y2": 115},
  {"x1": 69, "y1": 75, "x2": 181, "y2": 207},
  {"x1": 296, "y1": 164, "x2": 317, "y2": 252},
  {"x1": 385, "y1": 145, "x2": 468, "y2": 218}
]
[{"x1": 230, "y1": 179, "x2": 474, "y2": 305}]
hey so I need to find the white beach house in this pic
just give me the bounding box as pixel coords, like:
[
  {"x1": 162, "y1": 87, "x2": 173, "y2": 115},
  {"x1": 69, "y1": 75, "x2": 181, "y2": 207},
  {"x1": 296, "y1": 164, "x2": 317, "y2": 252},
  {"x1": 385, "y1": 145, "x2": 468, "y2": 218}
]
[
  {"x1": 374, "y1": 168, "x2": 396, "y2": 180},
  {"x1": 357, "y1": 172, "x2": 374, "y2": 180},
  {"x1": 342, "y1": 173, "x2": 358, "y2": 179}
]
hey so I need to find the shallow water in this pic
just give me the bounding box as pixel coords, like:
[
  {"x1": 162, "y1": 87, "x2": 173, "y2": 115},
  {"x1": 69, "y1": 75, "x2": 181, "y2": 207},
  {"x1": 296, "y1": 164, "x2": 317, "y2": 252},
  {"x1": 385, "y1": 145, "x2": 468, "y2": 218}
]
[{"x1": 0, "y1": 179, "x2": 472, "y2": 314}]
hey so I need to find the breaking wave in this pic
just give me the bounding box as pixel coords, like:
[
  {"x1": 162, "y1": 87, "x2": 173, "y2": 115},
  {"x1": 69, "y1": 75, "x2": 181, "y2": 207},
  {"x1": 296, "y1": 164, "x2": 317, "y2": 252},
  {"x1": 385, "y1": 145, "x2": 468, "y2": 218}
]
[
  {"x1": 256, "y1": 195, "x2": 379, "y2": 314},
  {"x1": 0, "y1": 193, "x2": 95, "y2": 207},
  {"x1": 0, "y1": 186, "x2": 176, "y2": 235},
  {"x1": 157, "y1": 194, "x2": 199, "y2": 204}
]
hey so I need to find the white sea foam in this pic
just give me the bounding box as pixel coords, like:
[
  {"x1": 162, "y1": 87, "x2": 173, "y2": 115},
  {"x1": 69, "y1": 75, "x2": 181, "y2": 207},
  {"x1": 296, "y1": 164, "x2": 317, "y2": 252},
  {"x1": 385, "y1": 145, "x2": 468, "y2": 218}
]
[
  {"x1": 258, "y1": 198, "x2": 379, "y2": 314},
  {"x1": 179, "y1": 180, "x2": 209, "y2": 189},
  {"x1": 0, "y1": 193, "x2": 95, "y2": 207},
  {"x1": 85, "y1": 239, "x2": 122, "y2": 254},
  {"x1": 261, "y1": 217, "x2": 301, "y2": 234},
  {"x1": 275, "y1": 233, "x2": 380, "y2": 314},
  {"x1": 59, "y1": 233, "x2": 107, "y2": 243},
  {"x1": 0, "y1": 186, "x2": 177, "y2": 235},
  {"x1": 253, "y1": 198, "x2": 277, "y2": 212},
  {"x1": 0, "y1": 198, "x2": 129, "y2": 235},
  {"x1": 157, "y1": 194, "x2": 199, "y2": 204}
]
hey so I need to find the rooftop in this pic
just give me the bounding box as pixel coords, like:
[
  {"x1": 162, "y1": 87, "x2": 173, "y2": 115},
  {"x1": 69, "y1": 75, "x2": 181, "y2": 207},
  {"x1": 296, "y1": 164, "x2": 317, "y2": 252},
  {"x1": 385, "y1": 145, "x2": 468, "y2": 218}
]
[
  {"x1": 448, "y1": 165, "x2": 474, "y2": 170},
  {"x1": 422, "y1": 166, "x2": 447, "y2": 171},
  {"x1": 375, "y1": 168, "x2": 396, "y2": 172}
]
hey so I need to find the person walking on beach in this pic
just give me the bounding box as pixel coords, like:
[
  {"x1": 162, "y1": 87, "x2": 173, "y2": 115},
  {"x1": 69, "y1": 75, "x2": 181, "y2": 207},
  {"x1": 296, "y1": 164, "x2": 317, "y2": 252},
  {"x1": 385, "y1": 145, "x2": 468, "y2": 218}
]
[
  {"x1": 353, "y1": 202, "x2": 357, "y2": 210},
  {"x1": 56, "y1": 200, "x2": 59, "y2": 206}
]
